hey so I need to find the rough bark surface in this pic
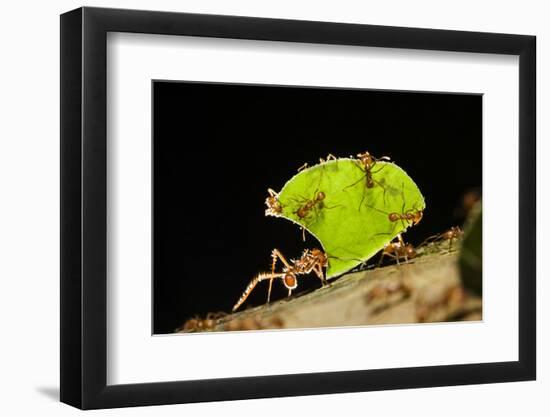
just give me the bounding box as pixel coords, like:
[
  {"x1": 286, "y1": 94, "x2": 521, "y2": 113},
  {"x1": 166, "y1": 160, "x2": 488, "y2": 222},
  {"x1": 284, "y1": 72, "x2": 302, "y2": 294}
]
[{"x1": 177, "y1": 248, "x2": 481, "y2": 333}]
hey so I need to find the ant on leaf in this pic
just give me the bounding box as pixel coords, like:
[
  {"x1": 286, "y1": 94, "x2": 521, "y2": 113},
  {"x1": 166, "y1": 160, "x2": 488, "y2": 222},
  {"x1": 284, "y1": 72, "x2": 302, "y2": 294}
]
[
  {"x1": 345, "y1": 151, "x2": 391, "y2": 210},
  {"x1": 365, "y1": 182, "x2": 424, "y2": 234},
  {"x1": 291, "y1": 189, "x2": 342, "y2": 241}
]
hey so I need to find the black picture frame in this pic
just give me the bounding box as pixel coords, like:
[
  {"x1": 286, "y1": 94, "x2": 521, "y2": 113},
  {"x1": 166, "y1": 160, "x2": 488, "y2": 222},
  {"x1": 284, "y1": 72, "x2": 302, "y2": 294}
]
[{"x1": 60, "y1": 6, "x2": 536, "y2": 410}]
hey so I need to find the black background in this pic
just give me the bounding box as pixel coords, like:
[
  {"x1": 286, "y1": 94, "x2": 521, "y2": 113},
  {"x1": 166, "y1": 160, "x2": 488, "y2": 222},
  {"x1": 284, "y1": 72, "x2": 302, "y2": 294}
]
[{"x1": 153, "y1": 81, "x2": 481, "y2": 334}]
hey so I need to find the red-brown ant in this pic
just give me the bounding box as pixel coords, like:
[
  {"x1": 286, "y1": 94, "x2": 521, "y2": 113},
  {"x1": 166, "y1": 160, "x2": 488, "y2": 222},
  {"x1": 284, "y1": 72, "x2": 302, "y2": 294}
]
[
  {"x1": 345, "y1": 151, "x2": 391, "y2": 209},
  {"x1": 264, "y1": 188, "x2": 283, "y2": 217},
  {"x1": 177, "y1": 312, "x2": 227, "y2": 332},
  {"x1": 232, "y1": 248, "x2": 328, "y2": 312},
  {"x1": 291, "y1": 190, "x2": 341, "y2": 241},
  {"x1": 420, "y1": 226, "x2": 464, "y2": 251},
  {"x1": 378, "y1": 234, "x2": 417, "y2": 266},
  {"x1": 366, "y1": 182, "x2": 424, "y2": 232},
  {"x1": 388, "y1": 209, "x2": 424, "y2": 227},
  {"x1": 294, "y1": 191, "x2": 326, "y2": 219}
]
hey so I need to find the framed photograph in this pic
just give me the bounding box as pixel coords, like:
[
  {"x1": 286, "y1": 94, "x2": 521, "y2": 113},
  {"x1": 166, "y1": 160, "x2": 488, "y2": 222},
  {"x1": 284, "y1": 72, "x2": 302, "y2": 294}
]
[{"x1": 60, "y1": 6, "x2": 536, "y2": 409}]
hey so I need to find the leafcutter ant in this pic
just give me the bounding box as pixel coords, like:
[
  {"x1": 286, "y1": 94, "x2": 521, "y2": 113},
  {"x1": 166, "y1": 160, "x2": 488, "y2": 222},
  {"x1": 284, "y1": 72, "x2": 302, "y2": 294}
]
[
  {"x1": 232, "y1": 248, "x2": 328, "y2": 312},
  {"x1": 264, "y1": 188, "x2": 283, "y2": 217},
  {"x1": 387, "y1": 208, "x2": 424, "y2": 227},
  {"x1": 366, "y1": 181, "x2": 424, "y2": 234},
  {"x1": 178, "y1": 312, "x2": 227, "y2": 332},
  {"x1": 378, "y1": 234, "x2": 417, "y2": 266},
  {"x1": 294, "y1": 190, "x2": 326, "y2": 219},
  {"x1": 291, "y1": 190, "x2": 341, "y2": 241},
  {"x1": 440, "y1": 226, "x2": 464, "y2": 250},
  {"x1": 420, "y1": 226, "x2": 463, "y2": 252},
  {"x1": 345, "y1": 151, "x2": 391, "y2": 209}
]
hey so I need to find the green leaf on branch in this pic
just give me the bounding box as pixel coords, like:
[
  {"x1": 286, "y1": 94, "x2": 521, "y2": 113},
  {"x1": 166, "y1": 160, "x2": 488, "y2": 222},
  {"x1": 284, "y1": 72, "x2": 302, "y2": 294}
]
[{"x1": 272, "y1": 158, "x2": 425, "y2": 278}]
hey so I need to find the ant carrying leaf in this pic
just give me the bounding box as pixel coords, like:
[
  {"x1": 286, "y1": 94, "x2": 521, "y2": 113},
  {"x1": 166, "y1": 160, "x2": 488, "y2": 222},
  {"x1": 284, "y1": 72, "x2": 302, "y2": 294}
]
[
  {"x1": 232, "y1": 248, "x2": 328, "y2": 311},
  {"x1": 265, "y1": 153, "x2": 425, "y2": 279}
]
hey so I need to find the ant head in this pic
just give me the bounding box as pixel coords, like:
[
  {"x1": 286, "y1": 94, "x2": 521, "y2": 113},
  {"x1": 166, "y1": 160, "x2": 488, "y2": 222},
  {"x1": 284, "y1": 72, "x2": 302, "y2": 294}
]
[
  {"x1": 406, "y1": 245, "x2": 417, "y2": 259},
  {"x1": 310, "y1": 248, "x2": 328, "y2": 264},
  {"x1": 283, "y1": 273, "x2": 298, "y2": 290},
  {"x1": 317, "y1": 191, "x2": 326, "y2": 201},
  {"x1": 357, "y1": 151, "x2": 373, "y2": 165}
]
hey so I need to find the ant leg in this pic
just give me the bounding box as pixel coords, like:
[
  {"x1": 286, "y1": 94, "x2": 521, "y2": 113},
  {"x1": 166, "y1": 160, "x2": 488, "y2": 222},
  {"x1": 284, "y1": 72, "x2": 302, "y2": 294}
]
[
  {"x1": 344, "y1": 173, "x2": 366, "y2": 191},
  {"x1": 312, "y1": 263, "x2": 327, "y2": 286},
  {"x1": 400, "y1": 182, "x2": 406, "y2": 214},
  {"x1": 233, "y1": 272, "x2": 286, "y2": 311},
  {"x1": 267, "y1": 252, "x2": 277, "y2": 303},
  {"x1": 386, "y1": 250, "x2": 401, "y2": 265},
  {"x1": 268, "y1": 249, "x2": 293, "y2": 303},
  {"x1": 364, "y1": 203, "x2": 387, "y2": 216},
  {"x1": 297, "y1": 162, "x2": 308, "y2": 172},
  {"x1": 419, "y1": 234, "x2": 440, "y2": 248},
  {"x1": 372, "y1": 179, "x2": 388, "y2": 206},
  {"x1": 301, "y1": 226, "x2": 306, "y2": 242},
  {"x1": 397, "y1": 234, "x2": 405, "y2": 245},
  {"x1": 358, "y1": 188, "x2": 368, "y2": 212},
  {"x1": 319, "y1": 153, "x2": 338, "y2": 164},
  {"x1": 378, "y1": 249, "x2": 388, "y2": 267}
]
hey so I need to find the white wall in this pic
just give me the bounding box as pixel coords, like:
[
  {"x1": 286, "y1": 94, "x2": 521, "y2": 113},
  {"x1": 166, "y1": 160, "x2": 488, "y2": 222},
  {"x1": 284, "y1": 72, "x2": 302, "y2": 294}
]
[{"x1": 0, "y1": 0, "x2": 546, "y2": 416}]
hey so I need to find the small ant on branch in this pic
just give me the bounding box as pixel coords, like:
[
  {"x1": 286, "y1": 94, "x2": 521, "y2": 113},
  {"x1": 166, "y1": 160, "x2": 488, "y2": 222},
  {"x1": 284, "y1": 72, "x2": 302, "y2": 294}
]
[
  {"x1": 378, "y1": 234, "x2": 417, "y2": 266},
  {"x1": 232, "y1": 248, "x2": 328, "y2": 312},
  {"x1": 419, "y1": 226, "x2": 464, "y2": 252},
  {"x1": 177, "y1": 312, "x2": 227, "y2": 332}
]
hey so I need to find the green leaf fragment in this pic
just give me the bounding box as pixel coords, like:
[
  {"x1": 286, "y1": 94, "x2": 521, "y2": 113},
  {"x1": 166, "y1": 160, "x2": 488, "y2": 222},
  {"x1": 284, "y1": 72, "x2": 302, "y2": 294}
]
[{"x1": 272, "y1": 158, "x2": 425, "y2": 278}]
